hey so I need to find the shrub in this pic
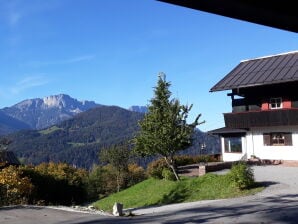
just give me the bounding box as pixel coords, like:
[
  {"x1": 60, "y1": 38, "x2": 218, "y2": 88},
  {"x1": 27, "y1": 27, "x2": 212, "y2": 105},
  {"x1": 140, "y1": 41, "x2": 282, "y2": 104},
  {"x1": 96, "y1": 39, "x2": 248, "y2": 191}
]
[
  {"x1": 126, "y1": 163, "x2": 146, "y2": 186},
  {"x1": 87, "y1": 163, "x2": 147, "y2": 200},
  {"x1": 162, "y1": 168, "x2": 176, "y2": 181},
  {"x1": 146, "y1": 158, "x2": 168, "y2": 179},
  {"x1": 87, "y1": 165, "x2": 111, "y2": 200},
  {"x1": 22, "y1": 162, "x2": 88, "y2": 205},
  {"x1": 228, "y1": 162, "x2": 254, "y2": 190},
  {"x1": 0, "y1": 166, "x2": 33, "y2": 206},
  {"x1": 174, "y1": 155, "x2": 219, "y2": 166},
  {"x1": 174, "y1": 155, "x2": 196, "y2": 166}
]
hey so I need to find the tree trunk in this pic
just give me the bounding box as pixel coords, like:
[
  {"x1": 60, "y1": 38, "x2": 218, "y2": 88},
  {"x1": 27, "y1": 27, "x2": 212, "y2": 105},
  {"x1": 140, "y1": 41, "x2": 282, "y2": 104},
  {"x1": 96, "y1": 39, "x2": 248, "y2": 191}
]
[
  {"x1": 164, "y1": 156, "x2": 180, "y2": 181},
  {"x1": 116, "y1": 171, "x2": 120, "y2": 192}
]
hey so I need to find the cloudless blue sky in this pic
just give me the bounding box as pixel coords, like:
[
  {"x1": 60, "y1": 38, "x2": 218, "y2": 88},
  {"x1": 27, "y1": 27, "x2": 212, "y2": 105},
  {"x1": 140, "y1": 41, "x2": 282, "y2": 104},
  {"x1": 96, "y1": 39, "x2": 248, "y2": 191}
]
[{"x1": 0, "y1": 0, "x2": 297, "y2": 131}]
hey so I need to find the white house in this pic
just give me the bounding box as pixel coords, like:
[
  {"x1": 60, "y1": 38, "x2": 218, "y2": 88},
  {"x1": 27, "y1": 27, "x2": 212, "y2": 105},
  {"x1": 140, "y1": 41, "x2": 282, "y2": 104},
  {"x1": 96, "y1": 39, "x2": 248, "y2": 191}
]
[{"x1": 209, "y1": 51, "x2": 298, "y2": 163}]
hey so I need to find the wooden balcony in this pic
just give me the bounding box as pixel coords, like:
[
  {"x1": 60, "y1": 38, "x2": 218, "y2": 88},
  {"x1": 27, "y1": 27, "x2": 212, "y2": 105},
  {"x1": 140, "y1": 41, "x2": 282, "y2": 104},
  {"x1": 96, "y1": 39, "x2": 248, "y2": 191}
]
[{"x1": 224, "y1": 109, "x2": 298, "y2": 128}]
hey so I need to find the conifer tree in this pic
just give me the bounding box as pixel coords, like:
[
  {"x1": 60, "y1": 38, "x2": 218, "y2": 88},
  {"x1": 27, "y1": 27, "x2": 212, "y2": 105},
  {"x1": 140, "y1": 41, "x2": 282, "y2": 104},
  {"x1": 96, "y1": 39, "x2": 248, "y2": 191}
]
[{"x1": 133, "y1": 73, "x2": 204, "y2": 180}]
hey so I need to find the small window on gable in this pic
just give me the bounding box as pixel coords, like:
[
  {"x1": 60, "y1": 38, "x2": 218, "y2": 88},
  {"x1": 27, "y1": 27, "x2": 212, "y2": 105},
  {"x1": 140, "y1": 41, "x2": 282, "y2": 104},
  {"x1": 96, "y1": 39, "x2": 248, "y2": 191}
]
[
  {"x1": 263, "y1": 132, "x2": 292, "y2": 146},
  {"x1": 270, "y1": 98, "x2": 282, "y2": 109}
]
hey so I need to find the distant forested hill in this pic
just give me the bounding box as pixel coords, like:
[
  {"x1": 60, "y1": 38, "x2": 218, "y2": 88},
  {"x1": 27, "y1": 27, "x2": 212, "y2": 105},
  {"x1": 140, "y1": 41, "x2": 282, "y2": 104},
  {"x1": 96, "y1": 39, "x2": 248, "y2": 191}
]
[
  {"x1": 6, "y1": 106, "x2": 142, "y2": 168},
  {"x1": 6, "y1": 105, "x2": 220, "y2": 169}
]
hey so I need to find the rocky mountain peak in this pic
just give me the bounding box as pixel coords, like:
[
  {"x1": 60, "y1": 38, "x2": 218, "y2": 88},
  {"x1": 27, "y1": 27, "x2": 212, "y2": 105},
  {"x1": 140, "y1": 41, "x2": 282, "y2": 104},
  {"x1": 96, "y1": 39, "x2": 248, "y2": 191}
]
[
  {"x1": 1, "y1": 94, "x2": 101, "y2": 130},
  {"x1": 128, "y1": 106, "x2": 148, "y2": 113},
  {"x1": 43, "y1": 94, "x2": 71, "y2": 108}
]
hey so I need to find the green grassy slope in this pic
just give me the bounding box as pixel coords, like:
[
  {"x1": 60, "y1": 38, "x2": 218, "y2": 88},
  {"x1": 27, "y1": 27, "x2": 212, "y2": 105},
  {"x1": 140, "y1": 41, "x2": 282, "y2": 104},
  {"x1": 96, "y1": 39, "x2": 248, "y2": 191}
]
[{"x1": 94, "y1": 174, "x2": 263, "y2": 212}]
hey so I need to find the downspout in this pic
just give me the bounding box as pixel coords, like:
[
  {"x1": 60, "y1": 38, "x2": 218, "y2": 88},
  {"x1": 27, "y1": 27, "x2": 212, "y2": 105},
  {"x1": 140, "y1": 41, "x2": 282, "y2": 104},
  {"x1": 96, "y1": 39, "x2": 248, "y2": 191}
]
[
  {"x1": 251, "y1": 129, "x2": 255, "y2": 157},
  {"x1": 244, "y1": 133, "x2": 248, "y2": 160}
]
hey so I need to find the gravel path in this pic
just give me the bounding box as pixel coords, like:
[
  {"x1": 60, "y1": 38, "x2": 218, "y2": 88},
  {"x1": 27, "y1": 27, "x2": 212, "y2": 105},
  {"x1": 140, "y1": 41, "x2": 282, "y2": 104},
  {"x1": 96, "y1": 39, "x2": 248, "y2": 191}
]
[{"x1": 253, "y1": 165, "x2": 298, "y2": 196}]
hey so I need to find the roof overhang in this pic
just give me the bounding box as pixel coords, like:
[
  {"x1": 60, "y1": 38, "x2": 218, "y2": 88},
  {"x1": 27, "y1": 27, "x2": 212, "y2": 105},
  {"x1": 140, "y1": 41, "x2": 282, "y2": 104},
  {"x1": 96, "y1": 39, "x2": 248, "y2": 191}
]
[
  {"x1": 208, "y1": 127, "x2": 247, "y2": 135},
  {"x1": 210, "y1": 51, "x2": 298, "y2": 92},
  {"x1": 157, "y1": 0, "x2": 298, "y2": 33}
]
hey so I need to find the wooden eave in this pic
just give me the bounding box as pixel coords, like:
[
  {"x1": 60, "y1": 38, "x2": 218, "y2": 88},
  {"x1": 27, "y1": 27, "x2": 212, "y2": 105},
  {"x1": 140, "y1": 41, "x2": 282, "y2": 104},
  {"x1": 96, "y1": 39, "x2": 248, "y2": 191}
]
[{"x1": 157, "y1": 0, "x2": 298, "y2": 33}]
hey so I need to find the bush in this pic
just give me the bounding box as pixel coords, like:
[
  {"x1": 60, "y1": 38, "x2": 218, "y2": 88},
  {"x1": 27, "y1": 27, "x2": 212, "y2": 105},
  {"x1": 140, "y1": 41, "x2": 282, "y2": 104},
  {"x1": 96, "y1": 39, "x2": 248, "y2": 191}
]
[
  {"x1": 126, "y1": 163, "x2": 146, "y2": 186},
  {"x1": 174, "y1": 155, "x2": 219, "y2": 166},
  {"x1": 0, "y1": 163, "x2": 90, "y2": 207},
  {"x1": 0, "y1": 166, "x2": 33, "y2": 206},
  {"x1": 87, "y1": 165, "x2": 111, "y2": 200},
  {"x1": 228, "y1": 162, "x2": 254, "y2": 190},
  {"x1": 162, "y1": 168, "x2": 176, "y2": 181},
  {"x1": 87, "y1": 163, "x2": 146, "y2": 200},
  {"x1": 146, "y1": 158, "x2": 168, "y2": 179},
  {"x1": 174, "y1": 155, "x2": 196, "y2": 166},
  {"x1": 22, "y1": 162, "x2": 88, "y2": 205}
]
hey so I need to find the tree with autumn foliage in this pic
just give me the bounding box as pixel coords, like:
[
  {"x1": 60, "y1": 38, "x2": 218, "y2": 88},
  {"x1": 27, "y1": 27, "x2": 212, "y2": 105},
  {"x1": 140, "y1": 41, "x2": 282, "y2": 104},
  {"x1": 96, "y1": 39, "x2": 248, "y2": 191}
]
[
  {"x1": 0, "y1": 166, "x2": 33, "y2": 206},
  {"x1": 133, "y1": 73, "x2": 204, "y2": 181},
  {"x1": 22, "y1": 162, "x2": 88, "y2": 205}
]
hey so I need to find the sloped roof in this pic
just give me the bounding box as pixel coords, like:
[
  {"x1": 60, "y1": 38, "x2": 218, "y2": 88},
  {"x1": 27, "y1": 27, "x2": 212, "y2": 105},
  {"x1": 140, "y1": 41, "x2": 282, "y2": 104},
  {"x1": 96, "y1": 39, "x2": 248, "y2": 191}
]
[{"x1": 210, "y1": 51, "x2": 298, "y2": 92}]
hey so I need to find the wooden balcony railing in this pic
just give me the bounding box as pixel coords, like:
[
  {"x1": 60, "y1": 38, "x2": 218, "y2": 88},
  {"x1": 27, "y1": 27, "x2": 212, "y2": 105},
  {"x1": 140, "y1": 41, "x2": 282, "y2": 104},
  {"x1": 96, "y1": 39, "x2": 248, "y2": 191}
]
[{"x1": 224, "y1": 109, "x2": 298, "y2": 128}]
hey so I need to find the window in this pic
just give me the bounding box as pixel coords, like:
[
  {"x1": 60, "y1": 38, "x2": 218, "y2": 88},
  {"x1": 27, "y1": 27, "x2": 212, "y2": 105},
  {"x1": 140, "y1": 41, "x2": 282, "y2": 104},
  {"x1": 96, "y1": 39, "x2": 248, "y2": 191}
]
[
  {"x1": 263, "y1": 132, "x2": 292, "y2": 146},
  {"x1": 270, "y1": 98, "x2": 282, "y2": 109},
  {"x1": 224, "y1": 137, "x2": 242, "y2": 153},
  {"x1": 271, "y1": 133, "x2": 285, "y2": 145}
]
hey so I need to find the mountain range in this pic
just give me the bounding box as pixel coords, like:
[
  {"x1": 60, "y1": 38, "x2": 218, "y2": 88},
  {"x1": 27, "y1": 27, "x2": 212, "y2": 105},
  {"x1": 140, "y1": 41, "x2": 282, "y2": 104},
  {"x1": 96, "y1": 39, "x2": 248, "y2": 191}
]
[
  {"x1": 0, "y1": 94, "x2": 100, "y2": 133},
  {"x1": 1, "y1": 94, "x2": 220, "y2": 169}
]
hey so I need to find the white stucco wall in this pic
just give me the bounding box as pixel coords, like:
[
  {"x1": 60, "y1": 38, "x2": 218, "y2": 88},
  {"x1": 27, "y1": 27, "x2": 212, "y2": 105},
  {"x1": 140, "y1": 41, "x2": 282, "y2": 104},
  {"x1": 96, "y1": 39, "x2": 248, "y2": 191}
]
[
  {"x1": 221, "y1": 125, "x2": 298, "y2": 162},
  {"x1": 246, "y1": 126, "x2": 298, "y2": 161}
]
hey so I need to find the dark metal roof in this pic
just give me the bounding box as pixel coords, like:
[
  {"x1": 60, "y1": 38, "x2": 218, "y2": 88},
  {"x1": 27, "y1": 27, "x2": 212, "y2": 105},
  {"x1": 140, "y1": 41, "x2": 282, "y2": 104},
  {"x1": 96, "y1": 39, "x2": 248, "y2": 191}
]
[
  {"x1": 210, "y1": 51, "x2": 298, "y2": 92},
  {"x1": 157, "y1": 0, "x2": 298, "y2": 33}
]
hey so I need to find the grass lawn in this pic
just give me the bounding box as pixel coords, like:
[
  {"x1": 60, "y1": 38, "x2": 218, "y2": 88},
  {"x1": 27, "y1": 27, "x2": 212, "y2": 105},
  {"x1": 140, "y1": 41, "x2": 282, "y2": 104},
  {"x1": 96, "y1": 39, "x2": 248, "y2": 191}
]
[
  {"x1": 93, "y1": 173, "x2": 264, "y2": 212},
  {"x1": 39, "y1": 126, "x2": 62, "y2": 135}
]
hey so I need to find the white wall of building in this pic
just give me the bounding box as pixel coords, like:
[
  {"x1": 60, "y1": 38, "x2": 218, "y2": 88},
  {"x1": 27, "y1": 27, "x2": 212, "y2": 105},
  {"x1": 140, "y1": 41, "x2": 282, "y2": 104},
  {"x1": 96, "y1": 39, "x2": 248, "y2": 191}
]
[
  {"x1": 247, "y1": 126, "x2": 298, "y2": 161},
  {"x1": 221, "y1": 136, "x2": 247, "y2": 161},
  {"x1": 221, "y1": 125, "x2": 298, "y2": 162}
]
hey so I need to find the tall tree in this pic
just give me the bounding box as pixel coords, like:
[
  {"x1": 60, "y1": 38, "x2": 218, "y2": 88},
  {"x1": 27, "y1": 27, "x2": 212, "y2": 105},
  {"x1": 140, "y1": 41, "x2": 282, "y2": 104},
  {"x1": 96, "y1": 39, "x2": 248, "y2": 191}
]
[
  {"x1": 133, "y1": 73, "x2": 204, "y2": 180},
  {"x1": 99, "y1": 142, "x2": 131, "y2": 192}
]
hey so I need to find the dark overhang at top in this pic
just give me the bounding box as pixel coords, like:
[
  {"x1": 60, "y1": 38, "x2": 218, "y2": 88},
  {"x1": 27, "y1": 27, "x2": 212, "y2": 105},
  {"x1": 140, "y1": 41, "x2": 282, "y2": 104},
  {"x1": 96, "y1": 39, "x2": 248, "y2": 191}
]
[
  {"x1": 210, "y1": 51, "x2": 298, "y2": 92},
  {"x1": 208, "y1": 127, "x2": 247, "y2": 135},
  {"x1": 157, "y1": 0, "x2": 298, "y2": 33}
]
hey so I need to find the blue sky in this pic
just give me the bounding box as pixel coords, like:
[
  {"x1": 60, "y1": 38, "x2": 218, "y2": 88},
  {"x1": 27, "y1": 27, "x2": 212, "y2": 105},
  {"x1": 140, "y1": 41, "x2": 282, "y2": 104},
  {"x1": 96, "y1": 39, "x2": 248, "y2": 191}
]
[{"x1": 0, "y1": 0, "x2": 297, "y2": 131}]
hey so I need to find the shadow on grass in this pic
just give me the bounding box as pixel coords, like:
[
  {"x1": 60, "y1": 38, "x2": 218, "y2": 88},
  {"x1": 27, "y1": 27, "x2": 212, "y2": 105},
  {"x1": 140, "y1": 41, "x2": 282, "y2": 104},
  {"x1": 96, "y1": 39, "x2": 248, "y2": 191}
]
[{"x1": 157, "y1": 184, "x2": 189, "y2": 205}]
